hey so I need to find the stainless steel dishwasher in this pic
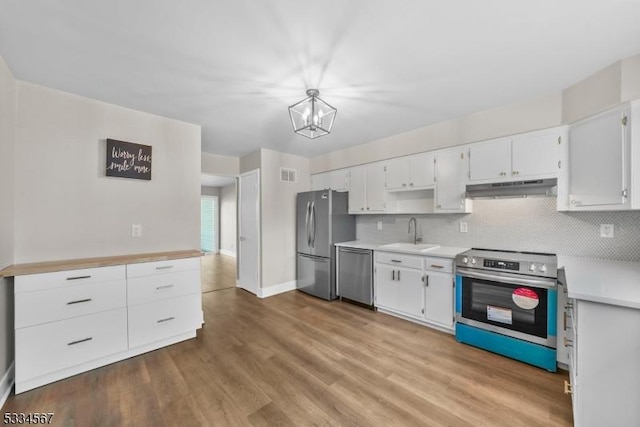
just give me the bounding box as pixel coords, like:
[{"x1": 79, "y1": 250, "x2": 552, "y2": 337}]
[{"x1": 337, "y1": 246, "x2": 373, "y2": 307}]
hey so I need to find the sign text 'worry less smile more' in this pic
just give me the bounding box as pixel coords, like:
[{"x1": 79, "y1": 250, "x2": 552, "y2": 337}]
[{"x1": 106, "y1": 139, "x2": 152, "y2": 180}]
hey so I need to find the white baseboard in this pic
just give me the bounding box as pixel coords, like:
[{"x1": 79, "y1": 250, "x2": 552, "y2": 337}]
[
  {"x1": 220, "y1": 249, "x2": 236, "y2": 258},
  {"x1": 258, "y1": 280, "x2": 297, "y2": 298},
  {"x1": 0, "y1": 362, "x2": 15, "y2": 409}
]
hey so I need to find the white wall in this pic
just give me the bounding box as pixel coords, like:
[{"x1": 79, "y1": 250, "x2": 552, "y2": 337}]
[
  {"x1": 0, "y1": 55, "x2": 16, "y2": 385},
  {"x1": 202, "y1": 152, "x2": 239, "y2": 177},
  {"x1": 260, "y1": 149, "x2": 310, "y2": 288},
  {"x1": 14, "y1": 82, "x2": 202, "y2": 263},
  {"x1": 219, "y1": 182, "x2": 237, "y2": 257}
]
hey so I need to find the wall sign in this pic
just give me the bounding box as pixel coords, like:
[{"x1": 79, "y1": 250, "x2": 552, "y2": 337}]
[{"x1": 106, "y1": 139, "x2": 152, "y2": 180}]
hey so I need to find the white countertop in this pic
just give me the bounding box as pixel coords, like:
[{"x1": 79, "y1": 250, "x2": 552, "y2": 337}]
[
  {"x1": 335, "y1": 241, "x2": 469, "y2": 259},
  {"x1": 558, "y1": 255, "x2": 640, "y2": 310}
]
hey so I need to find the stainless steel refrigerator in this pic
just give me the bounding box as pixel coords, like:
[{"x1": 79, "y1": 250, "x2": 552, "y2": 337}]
[{"x1": 296, "y1": 190, "x2": 355, "y2": 300}]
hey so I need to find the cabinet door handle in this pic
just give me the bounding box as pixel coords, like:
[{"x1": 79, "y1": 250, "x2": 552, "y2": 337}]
[
  {"x1": 66, "y1": 275, "x2": 91, "y2": 281},
  {"x1": 392, "y1": 270, "x2": 395, "y2": 281},
  {"x1": 66, "y1": 298, "x2": 92, "y2": 305},
  {"x1": 157, "y1": 317, "x2": 175, "y2": 323},
  {"x1": 68, "y1": 337, "x2": 93, "y2": 346},
  {"x1": 425, "y1": 275, "x2": 429, "y2": 287},
  {"x1": 156, "y1": 284, "x2": 175, "y2": 290},
  {"x1": 397, "y1": 270, "x2": 401, "y2": 281}
]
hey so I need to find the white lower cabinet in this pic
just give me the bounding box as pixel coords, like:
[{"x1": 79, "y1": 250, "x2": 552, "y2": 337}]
[
  {"x1": 374, "y1": 251, "x2": 454, "y2": 331},
  {"x1": 128, "y1": 293, "x2": 203, "y2": 348},
  {"x1": 566, "y1": 298, "x2": 640, "y2": 426},
  {"x1": 16, "y1": 308, "x2": 128, "y2": 383},
  {"x1": 13, "y1": 256, "x2": 202, "y2": 393},
  {"x1": 423, "y1": 271, "x2": 454, "y2": 329}
]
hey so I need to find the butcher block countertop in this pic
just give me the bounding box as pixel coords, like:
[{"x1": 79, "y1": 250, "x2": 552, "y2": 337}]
[{"x1": 0, "y1": 250, "x2": 202, "y2": 277}]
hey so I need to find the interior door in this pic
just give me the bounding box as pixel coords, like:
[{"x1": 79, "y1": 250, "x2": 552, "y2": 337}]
[{"x1": 238, "y1": 170, "x2": 260, "y2": 295}]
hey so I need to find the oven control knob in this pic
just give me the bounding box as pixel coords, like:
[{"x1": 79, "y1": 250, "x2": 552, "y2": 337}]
[
  {"x1": 539, "y1": 264, "x2": 547, "y2": 274},
  {"x1": 470, "y1": 257, "x2": 477, "y2": 265},
  {"x1": 529, "y1": 263, "x2": 536, "y2": 272},
  {"x1": 462, "y1": 256, "x2": 468, "y2": 264}
]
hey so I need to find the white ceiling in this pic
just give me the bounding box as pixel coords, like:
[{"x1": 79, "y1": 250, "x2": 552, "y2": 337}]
[
  {"x1": 1, "y1": 1, "x2": 640, "y2": 159},
  {"x1": 201, "y1": 174, "x2": 235, "y2": 188}
]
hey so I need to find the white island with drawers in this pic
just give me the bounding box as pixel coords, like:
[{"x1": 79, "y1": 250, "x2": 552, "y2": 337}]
[{"x1": 1, "y1": 250, "x2": 203, "y2": 393}]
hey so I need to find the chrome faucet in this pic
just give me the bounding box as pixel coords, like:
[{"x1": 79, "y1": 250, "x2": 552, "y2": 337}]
[{"x1": 408, "y1": 217, "x2": 422, "y2": 245}]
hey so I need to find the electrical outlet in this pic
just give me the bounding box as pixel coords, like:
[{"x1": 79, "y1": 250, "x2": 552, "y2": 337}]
[
  {"x1": 377, "y1": 221, "x2": 383, "y2": 230},
  {"x1": 600, "y1": 224, "x2": 614, "y2": 238},
  {"x1": 459, "y1": 221, "x2": 468, "y2": 233},
  {"x1": 131, "y1": 224, "x2": 142, "y2": 237}
]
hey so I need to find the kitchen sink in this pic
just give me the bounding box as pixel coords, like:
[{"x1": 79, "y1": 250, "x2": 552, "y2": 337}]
[{"x1": 379, "y1": 242, "x2": 440, "y2": 252}]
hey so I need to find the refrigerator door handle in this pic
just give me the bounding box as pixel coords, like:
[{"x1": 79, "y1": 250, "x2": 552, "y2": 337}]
[
  {"x1": 311, "y1": 201, "x2": 317, "y2": 248},
  {"x1": 305, "y1": 201, "x2": 311, "y2": 247}
]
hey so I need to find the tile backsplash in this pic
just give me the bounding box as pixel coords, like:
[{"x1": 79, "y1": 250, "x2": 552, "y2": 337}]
[{"x1": 356, "y1": 198, "x2": 640, "y2": 261}]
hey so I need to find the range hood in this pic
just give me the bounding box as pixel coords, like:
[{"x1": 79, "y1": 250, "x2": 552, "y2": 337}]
[{"x1": 466, "y1": 178, "x2": 558, "y2": 199}]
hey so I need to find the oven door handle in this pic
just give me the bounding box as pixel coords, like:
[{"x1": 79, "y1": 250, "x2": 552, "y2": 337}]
[{"x1": 457, "y1": 267, "x2": 557, "y2": 289}]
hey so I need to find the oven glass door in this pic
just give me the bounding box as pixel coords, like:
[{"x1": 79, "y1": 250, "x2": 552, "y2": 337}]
[{"x1": 461, "y1": 276, "x2": 548, "y2": 338}]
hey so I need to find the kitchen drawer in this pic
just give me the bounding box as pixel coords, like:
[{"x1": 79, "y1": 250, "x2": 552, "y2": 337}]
[
  {"x1": 15, "y1": 279, "x2": 126, "y2": 329},
  {"x1": 15, "y1": 265, "x2": 126, "y2": 293},
  {"x1": 15, "y1": 308, "x2": 128, "y2": 382},
  {"x1": 128, "y1": 293, "x2": 202, "y2": 348},
  {"x1": 126, "y1": 257, "x2": 200, "y2": 278},
  {"x1": 375, "y1": 252, "x2": 423, "y2": 269},
  {"x1": 424, "y1": 257, "x2": 453, "y2": 273},
  {"x1": 127, "y1": 269, "x2": 201, "y2": 306}
]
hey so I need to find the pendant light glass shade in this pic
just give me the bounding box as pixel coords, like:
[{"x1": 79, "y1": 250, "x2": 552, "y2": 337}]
[{"x1": 288, "y1": 89, "x2": 337, "y2": 139}]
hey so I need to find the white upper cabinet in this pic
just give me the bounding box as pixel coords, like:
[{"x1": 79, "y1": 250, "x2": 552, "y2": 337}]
[
  {"x1": 567, "y1": 105, "x2": 631, "y2": 210},
  {"x1": 348, "y1": 163, "x2": 388, "y2": 213},
  {"x1": 468, "y1": 127, "x2": 565, "y2": 183},
  {"x1": 386, "y1": 154, "x2": 435, "y2": 190},
  {"x1": 435, "y1": 147, "x2": 471, "y2": 213},
  {"x1": 512, "y1": 128, "x2": 562, "y2": 178},
  {"x1": 468, "y1": 137, "x2": 511, "y2": 181},
  {"x1": 311, "y1": 173, "x2": 329, "y2": 191},
  {"x1": 311, "y1": 169, "x2": 349, "y2": 192}
]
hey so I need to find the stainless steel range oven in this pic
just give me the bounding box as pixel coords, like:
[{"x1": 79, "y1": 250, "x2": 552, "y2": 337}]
[{"x1": 455, "y1": 248, "x2": 558, "y2": 372}]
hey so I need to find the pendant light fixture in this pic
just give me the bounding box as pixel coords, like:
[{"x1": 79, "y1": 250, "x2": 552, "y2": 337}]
[{"x1": 288, "y1": 89, "x2": 337, "y2": 139}]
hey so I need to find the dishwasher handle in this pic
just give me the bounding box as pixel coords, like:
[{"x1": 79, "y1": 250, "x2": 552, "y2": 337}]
[{"x1": 338, "y1": 247, "x2": 372, "y2": 255}]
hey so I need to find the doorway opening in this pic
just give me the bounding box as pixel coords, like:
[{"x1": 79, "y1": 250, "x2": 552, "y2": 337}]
[{"x1": 201, "y1": 174, "x2": 237, "y2": 293}]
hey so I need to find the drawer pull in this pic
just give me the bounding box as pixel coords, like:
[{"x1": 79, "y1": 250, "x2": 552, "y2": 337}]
[
  {"x1": 66, "y1": 275, "x2": 91, "y2": 281},
  {"x1": 390, "y1": 260, "x2": 402, "y2": 263},
  {"x1": 66, "y1": 298, "x2": 93, "y2": 305},
  {"x1": 430, "y1": 264, "x2": 444, "y2": 269},
  {"x1": 564, "y1": 337, "x2": 574, "y2": 347},
  {"x1": 564, "y1": 380, "x2": 573, "y2": 395},
  {"x1": 156, "y1": 284, "x2": 175, "y2": 290},
  {"x1": 68, "y1": 337, "x2": 93, "y2": 346},
  {"x1": 157, "y1": 317, "x2": 175, "y2": 323},
  {"x1": 156, "y1": 266, "x2": 173, "y2": 270}
]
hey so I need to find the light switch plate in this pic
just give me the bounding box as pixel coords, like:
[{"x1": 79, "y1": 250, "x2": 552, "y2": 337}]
[
  {"x1": 377, "y1": 221, "x2": 383, "y2": 230},
  {"x1": 600, "y1": 224, "x2": 614, "y2": 238},
  {"x1": 459, "y1": 221, "x2": 468, "y2": 233},
  {"x1": 131, "y1": 224, "x2": 142, "y2": 237}
]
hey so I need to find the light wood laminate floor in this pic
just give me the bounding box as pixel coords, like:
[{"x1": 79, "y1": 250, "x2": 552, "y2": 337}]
[
  {"x1": 201, "y1": 253, "x2": 236, "y2": 293},
  {"x1": 3, "y1": 289, "x2": 573, "y2": 426}
]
